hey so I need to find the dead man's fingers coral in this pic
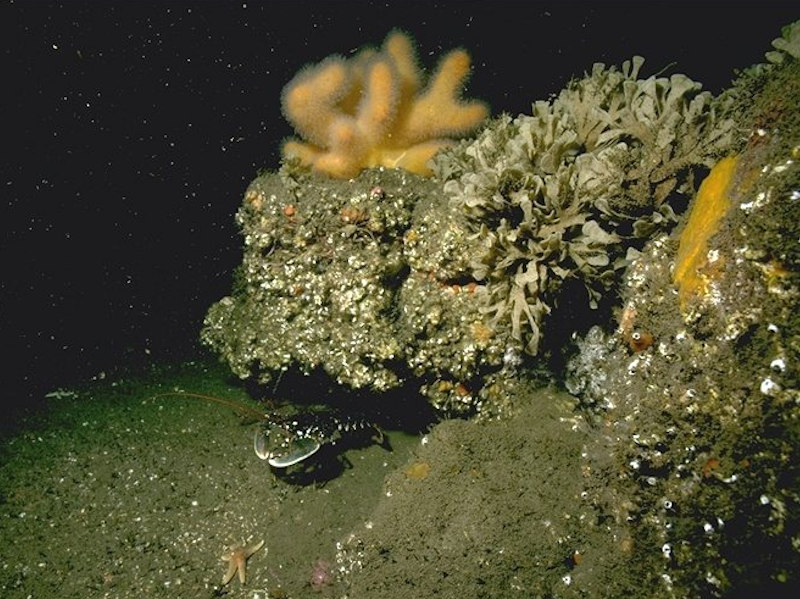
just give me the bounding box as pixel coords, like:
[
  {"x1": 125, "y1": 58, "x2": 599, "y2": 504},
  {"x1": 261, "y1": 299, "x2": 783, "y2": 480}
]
[{"x1": 280, "y1": 30, "x2": 488, "y2": 178}]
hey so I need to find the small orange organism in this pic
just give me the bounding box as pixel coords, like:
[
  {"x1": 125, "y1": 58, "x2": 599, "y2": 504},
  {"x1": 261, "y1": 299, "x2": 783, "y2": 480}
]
[
  {"x1": 405, "y1": 461, "x2": 431, "y2": 481},
  {"x1": 626, "y1": 329, "x2": 654, "y2": 353}
]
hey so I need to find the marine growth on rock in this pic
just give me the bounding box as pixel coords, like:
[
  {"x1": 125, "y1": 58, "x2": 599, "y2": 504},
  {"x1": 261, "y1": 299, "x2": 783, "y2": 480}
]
[
  {"x1": 204, "y1": 48, "x2": 734, "y2": 415},
  {"x1": 429, "y1": 56, "x2": 733, "y2": 354}
]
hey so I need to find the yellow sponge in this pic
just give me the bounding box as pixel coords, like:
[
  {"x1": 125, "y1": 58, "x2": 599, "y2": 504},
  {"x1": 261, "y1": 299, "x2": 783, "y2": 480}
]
[{"x1": 673, "y1": 156, "x2": 739, "y2": 308}]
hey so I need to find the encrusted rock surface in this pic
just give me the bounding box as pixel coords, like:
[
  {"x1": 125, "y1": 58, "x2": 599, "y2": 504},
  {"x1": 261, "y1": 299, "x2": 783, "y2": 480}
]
[
  {"x1": 204, "y1": 23, "x2": 800, "y2": 597},
  {"x1": 203, "y1": 53, "x2": 735, "y2": 416}
]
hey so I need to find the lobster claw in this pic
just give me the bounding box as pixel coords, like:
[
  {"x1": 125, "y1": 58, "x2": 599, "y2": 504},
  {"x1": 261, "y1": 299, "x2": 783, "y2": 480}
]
[
  {"x1": 253, "y1": 429, "x2": 321, "y2": 468},
  {"x1": 253, "y1": 428, "x2": 271, "y2": 460}
]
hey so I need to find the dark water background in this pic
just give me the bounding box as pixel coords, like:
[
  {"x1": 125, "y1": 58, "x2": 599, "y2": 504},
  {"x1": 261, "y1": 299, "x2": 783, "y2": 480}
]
[{"x1": 3, "y1": 0, "x2": 797, "y2": 414}]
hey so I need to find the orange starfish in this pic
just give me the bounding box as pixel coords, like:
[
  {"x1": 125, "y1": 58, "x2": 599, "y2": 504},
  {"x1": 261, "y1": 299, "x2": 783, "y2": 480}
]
[{"x1": 220, "y1": 539, "x2": 265, "y2": 586}]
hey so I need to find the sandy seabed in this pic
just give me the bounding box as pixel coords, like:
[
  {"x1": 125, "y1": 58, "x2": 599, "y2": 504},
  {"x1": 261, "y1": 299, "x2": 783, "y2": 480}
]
[{"x1": 0, "y1": 359, "x2": 423, "y2": 599}]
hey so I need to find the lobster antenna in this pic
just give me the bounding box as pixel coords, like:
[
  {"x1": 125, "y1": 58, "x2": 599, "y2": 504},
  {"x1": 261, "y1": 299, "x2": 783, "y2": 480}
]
[{"x1": 150, "y1": 392, "x2": 267, "y2": 421}]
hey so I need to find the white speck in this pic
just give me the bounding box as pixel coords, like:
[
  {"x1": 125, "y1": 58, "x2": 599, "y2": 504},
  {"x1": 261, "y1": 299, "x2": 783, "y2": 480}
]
[
  {"x1": 627, "y1": 357, "x2": 640, "y2": 375},
  {"x1": 790, "y1": 190, "x2": 800, "y2": 200},
  {"x1": 562, "y1": 574, "x2": 572, "y2": 585},
  {"x1": 364, "y1": 521, "x2": 373, "y2": 530},
  {"x1": 760, "y1": 494, "x2": 770, "y2": 505},
  {"x1": 662, "y1": 543, "x2": 672, "y2": 558},
  {"x1": 503, "y1": 346, "x2": 522, "y2": 368},
  {"x1": 44, "y1": 388, "x2": 78, "y2": 400},
  {"x1": 761, "y1": 377, "x2": 780, "y2": 395},
  {"x1": 191, "y1": 500, "x2": 198, "y2": 507},
  {"x1": 770, "y1": 357, "x2": 786, "y2": 372},
  {"x1": 707, "y1": 249, "x2": 720, "y2": 263},
  {"x1": 385, "y1": 490, "x2": 392, "y2": 498},
  {"x1": 703, "y1": 522, "x2": 714, "y2": 534},
  {"x1": 420, "y1": 435, "x2": 429, "y2": 445},
  {"x1": 768, "y1": 323, "x2": 780, "y2": 333},
  {"x1": 756, "y1": 128, "x2": 767, "y2": 136},
  {"x1": 629, "y1": 459, "x2": 640, "y2": 470}
]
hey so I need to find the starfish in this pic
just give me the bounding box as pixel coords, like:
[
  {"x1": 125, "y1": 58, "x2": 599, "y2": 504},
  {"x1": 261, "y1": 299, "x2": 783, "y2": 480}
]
[{"x1": 220, "y1": 539, "x2": 265, "y2": 586}]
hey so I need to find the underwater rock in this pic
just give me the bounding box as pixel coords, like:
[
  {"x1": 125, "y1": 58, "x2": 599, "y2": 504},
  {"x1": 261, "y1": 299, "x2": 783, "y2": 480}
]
[
  {"x1": 335, "y1": 388, "x2": 597, "y2": 597},
  {"x1": 204, "y1": 26, "x2": 796, "y2": 431},
  {"x1": 201, "y1": 22, "x2": 800, "y2": 596},
  {"x1": 200, "y1": 162, "x2": 521, "y2": 414},
  {"x1": 327, "y1": 21, "x2": 800, "y2": 599},
  {"x1": 565, "y1": 23, "x2": 800, "y2": 596},
  {"x1": 203, "y1": 58, "x2": 732, "y2": 415},
  {"x1": 201, "y1": 167, "x2": 433, "y2": 392}
]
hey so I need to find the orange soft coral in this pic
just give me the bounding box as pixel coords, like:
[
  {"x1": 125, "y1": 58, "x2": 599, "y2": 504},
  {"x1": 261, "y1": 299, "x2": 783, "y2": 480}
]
[{"x1": 280, "y1": 30, "x2": 488, "y2": 178}]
